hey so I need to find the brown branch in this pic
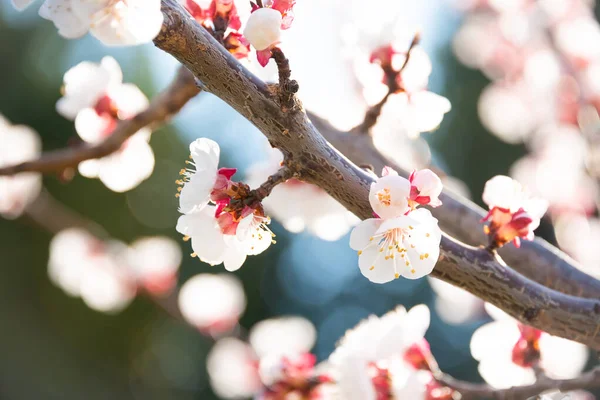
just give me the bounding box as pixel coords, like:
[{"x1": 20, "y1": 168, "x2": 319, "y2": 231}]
[
  {"x1": 249, "y1": 166, "x2": 295, "y2": 202},
  {"x1": 309, "y1": 114, "x2": 600, "y2": 300},
  {"x1": 270, "y1": 47, "x2": 299, "y2": 112},
  {"x1": 0, "y1": 67, "x2": 200, "y2": 177},
  {"x1": 153, "y1": 0, "x2": 600, "y2": 349},
  {"x1": 436, "y1": 366, "x2": 600, "y2": 400}
]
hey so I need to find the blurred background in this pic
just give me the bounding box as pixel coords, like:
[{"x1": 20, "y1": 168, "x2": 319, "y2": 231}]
[{"x1": 0, "y1": 0, "x2": 599, "y2": 399}]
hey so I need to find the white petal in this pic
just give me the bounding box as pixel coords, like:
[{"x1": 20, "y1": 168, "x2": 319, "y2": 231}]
[
  {"x1": 39, "y1": 0, "x2": 89, "y2": 39},
  {"x1": 482, "y1": 175, "x2": 524, "y2": 211},
  {"x1": 190, "y1": 138, "x2": 221, "y2": 172},
  {"x1": 358, "y1": 246, "x2": 396, "y2": 283},
  {"x1": 336, "y1": 358, "x2": 376, "y2": 400},
  {"x1": 77, "y1": 158, "x2": 100, "y2": 178},
  {"x1": 178, "y1": 273, "x2": 246, "y2": 329},
  {"x1": 369, "y1": 174, "x2": 411, "y2": 219},
  {"x1": 249, "y1": 316, "x2": 316, "y2": 358},
  {"x1": 478, "y1": 358, "x2": 535, "y2": 389},
  {"x1": 539, "y1": 335, "x2": 588, "y2": 379},
  {"x1": 178, "y1": 168, "x2": 216, "y2": 214},
  {"x1": 74, "y1": 108, "x2": 113, "y2": 143},
  {"x1": 109, "y1": 83, "x2": 149, "y2": 118},
  {"x1": 470, "y1": 321, "x2": 521, "y2": 362},
  {"x1": 349, "y1": 218, "x2": 381, "y2": 250},
  {"x1": 97, "y1": 137, "x2": 154, "y2": 192},
  {"x1": 409, "y1": 91, "x2": 452, "y2": 133},
  {"x1": 403, "y1": 304, "x2": 431, "y2": 343},
  {"x1": 223, "y1": 248, "x2": 247, "y2": 272},
  {"x1": 12, "y1": 0, "x2": 37, "y2": 10}
]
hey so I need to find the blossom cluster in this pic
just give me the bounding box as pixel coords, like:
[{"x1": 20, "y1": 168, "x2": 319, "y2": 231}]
[
  {"x1": 182, "y1": 0, "x2": 297, "y2": 66},
  {"x1": 176, "y1": 138, "x2": 274, "y2": 271},
  {"x1": 0, "y1": 115, "x2": 41, "y2": 219},
  {"x1": 57, "y1": 57, "x2": 155, "y2": 192},
  {"x1": 350, "y1": 167, "x2": 443, "y2": 283},
  {"x1": 452, "y1": 1, "x2": 600, "y2": 268},
  {"x1": 49, "y1": 229, "x2": 182, "y2": 313},
  {"x1": 13, "y1": 0, "x2": 163, "y2": 46}
]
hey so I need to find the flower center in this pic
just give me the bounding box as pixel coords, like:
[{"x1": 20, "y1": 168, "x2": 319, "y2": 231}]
[{"x1": 376, "y1": 188, "x2": 392, "y2": 207}]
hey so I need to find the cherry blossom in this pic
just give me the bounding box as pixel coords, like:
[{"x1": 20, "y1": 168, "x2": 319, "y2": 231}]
[
  {"x1": 126, "y1": 237, "x2": 182, "y2": 296},
  {"x1": 207, "y1": 316, "x2": 319, "y2": 399},
  {"x1": 244, "y1": 0, "x2": 296, "y2": 66},
  {"x1": 57, "y1": 57, "x2": 154, "y2": 192},
  {"x1": 247, "y1": 149, "x2": 359, "y2": 241},
  {"x1": 350, "y1": 208, "x2": 442, "y2": 283},
  {"x1": 48, "y1": 229, "x2": 135, "y2": 313},
  {"x1": 328, "y1": 305, "x2": 453, "y2": 400},
  {"x1": 178, "y1": 273, "x2": 246, "y2": 335},
  {"x1": 0, "y1": 116, "x2": 42, "y2": 219},
  {"x1": 482, "y1": 175, "x2": 548, "y2": 248},
  {"x1": 15, "y1": 0, "x2": 164, "y2": 46},
  {"x1": 470, "y1": 304, "x2": 588, "y2": 389}
]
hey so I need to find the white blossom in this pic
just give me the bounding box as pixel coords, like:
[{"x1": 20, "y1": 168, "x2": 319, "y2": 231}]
[
  {"x1": 483, "y1": 175, "x2": 548, "y2": 222},
  {"x1": 350, "y1": 209, "x2": 442, "y2": 283},
  {"x1": 178, "y1": 273, "x2": 246, "y2": 334},
  {"x1": 470, "y1": 305, "x2": 588, "y2": 389},
  {"x1": 57, "y1": 57, "x2": 154, "y2": 192},
  {"x1": 0, "y1": 116, "x2": 42, "y2": 219},
  {"x1": 48, "y1": 229, "x2": 135, "y2": 313},
  {"x1": 329, "y1": 305, "x2": 431, "y2": 400},
  {"x1": 126, "y1": 236, "x2": 182, "y2": 295},
  {"x1": 15, "y1": 0, "x2": 163, "y2": 46}
]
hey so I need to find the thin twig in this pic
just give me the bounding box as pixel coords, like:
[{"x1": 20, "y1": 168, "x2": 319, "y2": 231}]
[
  {"x1": 0, "y1": 67, "x2": 200, "y2": 177},
  {"x1": 436, "y1": 366, "x2": 600, "y2": 400},
  {"x1": 270, "y1": 47, "x2": 299, "y2": 112},
  {"x1": 353, "y1": 33, "x2": 420, "y2": 133},
  {"x1": 249, "y1": 166, "x2": 295, "y2": 202}
]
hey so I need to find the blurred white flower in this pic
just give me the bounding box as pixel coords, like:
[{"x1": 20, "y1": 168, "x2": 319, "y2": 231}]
[
  {"x1": 178, "y1": 273, "x2": 246, "y2": 335},
  {"x1": 482, "y1": 175, "x2": 548, "y2": 248},
  {"x1": 246, "y1": 148, "x2": 358, "y2": 241},
  {"x1": 48, "y1": 229, "x2": 135, "y2": 313},
  {"x1": 15, "y1": 0, "x2": 163, "y2": 46},
  {"x1": 470, "y1": 305, "x2": 588, "y2": 389},
  {"x1": 554, "y1": 214, "x2": 600, "y2": 279},
  {"x1": 428, "y1": 277, "x2": 483, "y2": 325},
  {"x1": 57, "y1": 57, "x2": 154, "y2": 192},
  {"x1": 126, "y1": 237, "x2": 182, "y2": 296},
  {"x1": 328, "y1": 305, "x2": 432, "y2": 400},
  {"x1": 249, "y1": 316, "x2": 316, "y2": 359},
  {"x1": 207, "y1": 337, "x2": 262, "y2": 399},
  {"x1": 0, "y1": 116, "x2": 42, "y2": 219},
  {"x1": 207, "y1": 316, "x2": 318, "y2": 399},
  {"x1": 350, "y1": 208, "x2": 442, "y2": 283}
]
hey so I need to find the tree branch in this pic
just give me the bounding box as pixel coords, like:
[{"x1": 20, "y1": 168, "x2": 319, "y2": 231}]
[
  {"x1": 309, "y1": 114, "x2": 600, "y2": 300},
  {"x1": 0, "y1": 67, "x2": 200, "y2": 177},
  {"x1": 153, "y1": 0, "x2": 600, "y2": 349},
  {"x1": 270, "y1": 47, "x2": 299, "y2": 112},
  {"x1": 436, "y1": 366, "x2": 600, "y2": 400},
  {"x1": 249, "y1": 166, "x2": 295, "y2": 202}
]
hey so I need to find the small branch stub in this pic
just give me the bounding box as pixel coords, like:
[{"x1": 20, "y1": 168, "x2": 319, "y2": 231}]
[{"x1": 270, "y1": 47, "x2": 299, "y2": 112}]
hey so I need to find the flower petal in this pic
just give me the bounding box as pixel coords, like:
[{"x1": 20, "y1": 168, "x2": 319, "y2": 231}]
[{"x1": 349, "y1": 218, "x2": 381, "y2": 250}]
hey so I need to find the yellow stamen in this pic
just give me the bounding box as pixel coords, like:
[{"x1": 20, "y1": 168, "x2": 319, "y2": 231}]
[
  {"x1": 183, "y1": 235, "x2": 190, "y2": 242},
  {"x1": 190, "y1": 252, "x2": 197, "y2": 257},
  {"x1": 395, "y1": 273, "x2": 400, "y2": 279},
  {"x1": 369, "y1": 266, "x2": 375, "y2": 270},
  {"x1": 358, "y1": 250, "x2": 363, "y2": 255},
  {"x1": 411, "y1": 269, "x2": 416, "y2": 274}
]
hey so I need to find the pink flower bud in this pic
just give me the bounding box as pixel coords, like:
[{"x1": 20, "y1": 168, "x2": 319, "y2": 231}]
[
  {"x1": 409, "y1": 169, "x2": 443, "y2": 208},
  {"x1": 243, "y1": 7, "x2": 283, "y2": 51}
]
